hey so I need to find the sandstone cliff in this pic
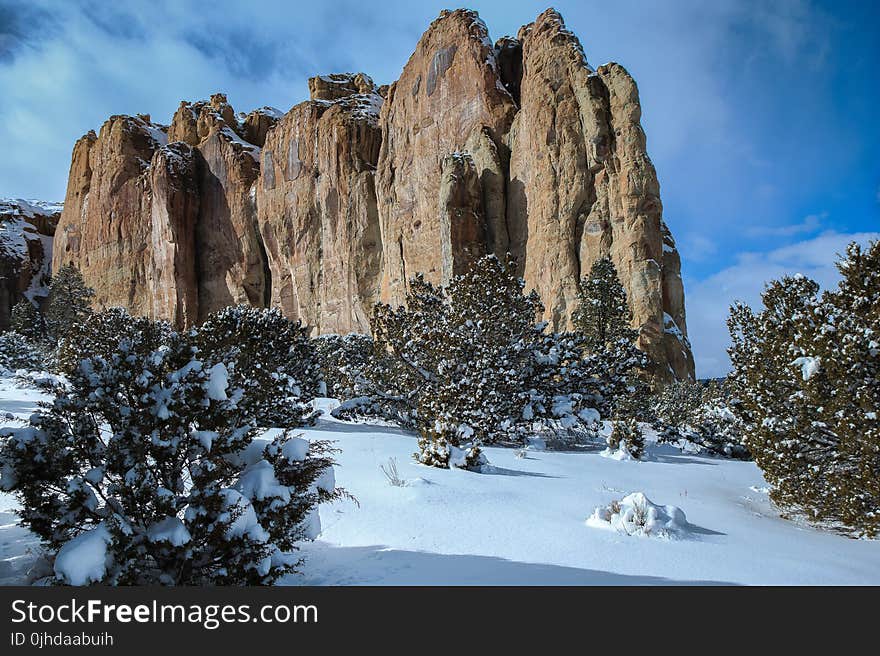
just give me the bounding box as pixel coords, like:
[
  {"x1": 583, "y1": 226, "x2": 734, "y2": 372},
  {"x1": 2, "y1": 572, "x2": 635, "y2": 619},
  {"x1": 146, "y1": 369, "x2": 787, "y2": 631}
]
[
  {"x1": 50, "y1": 8, "x2": 695, "y2": 380},
  {"x1": 0, "y1": 199, "x2": 60, "y2": 330},
  {"x1": 257, "y1": 78, "x2": 383, "y2": 334}
]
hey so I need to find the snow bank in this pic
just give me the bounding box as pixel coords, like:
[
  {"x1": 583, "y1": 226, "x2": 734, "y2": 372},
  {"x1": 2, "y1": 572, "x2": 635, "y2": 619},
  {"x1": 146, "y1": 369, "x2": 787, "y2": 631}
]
[
  {"x1": 587, "y1": 492, "x2": 690, "y2": 539},
  {"x1": 54, "y1": 524, "x2": 112, "y2": 585},
  {"x1": 600, "y1": 446, "x2": 638, "y2": 461}
]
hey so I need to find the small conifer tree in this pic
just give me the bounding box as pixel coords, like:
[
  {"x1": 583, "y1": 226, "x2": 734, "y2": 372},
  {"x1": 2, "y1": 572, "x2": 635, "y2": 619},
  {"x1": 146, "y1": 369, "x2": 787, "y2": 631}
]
[{"x1": 44, "y1": 264, "x2": 94, "y2": 339}]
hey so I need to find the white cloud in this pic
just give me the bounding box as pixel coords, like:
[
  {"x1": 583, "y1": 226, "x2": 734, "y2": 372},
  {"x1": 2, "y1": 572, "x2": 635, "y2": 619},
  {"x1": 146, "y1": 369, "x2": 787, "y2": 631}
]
[
  {"x1": 746, "y1": 211, "x2": 825, "y2": 238},
  {"x1": 685, "y1": 230, "x2": 880, "y2": 378}
]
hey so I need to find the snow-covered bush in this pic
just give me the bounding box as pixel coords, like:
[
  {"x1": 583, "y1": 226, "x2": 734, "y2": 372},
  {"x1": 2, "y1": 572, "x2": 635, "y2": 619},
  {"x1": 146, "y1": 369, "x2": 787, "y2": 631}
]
[
  {"x1": 653, "y1": 380, "x2": 750, "y2": 459},
  {"x1": 371, "y1": 255, "x2": 594, "y2": 467},
  {"x1": 652, "y1": 380, "x2": 703, "y2": 442},
  {"x1": 606, "y1": 417, "x2": 644, "y2": 460},
  {"x1": 415, "y1": 428, "x2": 486, "y2": 470},
  {"x1": 0, "y1": 310, "x2": 343, "y2": 585},
  {"x1": 587, "y1": 492, "x2": 689, "y2": 539},
  {"x1": 331, "y1": 395, "x2": 417, "y2": 428},
  {"x1": 10, "y1": 299, "x2": 46, "y2": 342},
  {"x1": 0, "y1": 331, "x2": 41, "y2": 374},
  {"x1": 687, "y1": 383, "x2": 750, "y2": 460},
  {"x1": 315, "y1": 334, "x2": 418, "y2": 426},
  {"x1": 194, "y1": 305, "x2": 322, "y2": 429},
  {"x1": 57, "y1": 307, "x2": 173, "y2": 375},
  {"x1": 728, "y1": 240, "x2": 880, "y2": 535},
  {"x1": 313, "y1": 333, "x2": 374, "y2": 400}
]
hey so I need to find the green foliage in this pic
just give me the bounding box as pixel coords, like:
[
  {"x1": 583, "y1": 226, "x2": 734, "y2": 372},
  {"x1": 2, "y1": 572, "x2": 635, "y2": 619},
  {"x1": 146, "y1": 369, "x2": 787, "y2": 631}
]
[
  {"x1": 0, "y1": 307, "x2": 340, "y2": 585},
  {"x1": 0, "y1": 331, "x2": 41, "y2": 373},
  {"x1": 608, "y1": 417, "x2": 644, "y2": 460},
  {"x1": 653, "y1": 380, "x2": 749, "y2": 459},
  {"x1": 44, "y1": 264, "x2": 94, "y2": 339},
  {"x1": 314, "y1": 333, "x2": 376, "y2": 400},
  {"x1": 9, "y1": 299, "x2": 46, "y2": 342},
  {"x1": 728, "y1": 241, "x2": 880, "y2": 535},
  {"x1": 573, "y1": 257, "x2": 650, "y2": 418},
  {"x1": 652, "y1": 380, "x2": 704, "y2": 440},
  {"x1": 194, "y1": 305, "x2": 322, "y2": 428},
  {"x1": 371, "y1": 255, "x2": 593, "y2": 467},
  {"x1": 56, "y1": 307, "x2": 172, "y2": 375}
]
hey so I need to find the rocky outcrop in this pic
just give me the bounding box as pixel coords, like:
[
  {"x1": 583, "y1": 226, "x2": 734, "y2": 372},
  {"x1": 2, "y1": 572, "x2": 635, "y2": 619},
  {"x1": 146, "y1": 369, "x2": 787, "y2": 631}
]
[
  {"x1": 0, "y1": 199, "x2": 60, "y2": 330},
  {"x1": 308, "y1": 73, "x2": 377, "y2": 101},
  {"x1": 506, "y1": 9, "x2": 692, "y2": 379},
  {"x1": 54, "y1": 96, "x2": 277, "y2": 327},
  {"x1": 257, "y1": 90, "x2": 383, "y2": 333},
  {"x1": 375, "y1": 9, "x2": 518, "y2": 307},
  {"x1": 50, "y1": 8, "x2": 694, "y2": 380},
  {"x1": 53, "y1": 115, "x2": 202, "y2": 328}
]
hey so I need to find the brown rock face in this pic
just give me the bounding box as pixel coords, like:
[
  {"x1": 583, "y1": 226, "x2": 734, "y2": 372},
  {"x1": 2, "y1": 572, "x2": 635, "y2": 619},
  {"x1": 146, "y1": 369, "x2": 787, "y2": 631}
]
[
  {"x1": 257, "y1": 92, "x2": 383, "y2": 333},
  {"x1": 375, "y1": 8, "x2": 518, "y2": 307},
  {"x1": 51, "y1": 8, "x2": 694, "y2": 381},
  {"x1": 53, "y1": 115, "x2": 203, "y2": 328},
  {"x1": 308, "y1": 73, "x2": 377, "y2": 101},
  {"x1": 506, "y1": 9, "x2": 693, "y2": 379},
  {"x1": 0, "y1": 200, "x2": 60, "y2": 329},
  {"x1": 439, "y1": 152, "x2": 487, "y2": 283},
  {"x1": 55, "y1": 99, "x2": 272, "y2": 327}
]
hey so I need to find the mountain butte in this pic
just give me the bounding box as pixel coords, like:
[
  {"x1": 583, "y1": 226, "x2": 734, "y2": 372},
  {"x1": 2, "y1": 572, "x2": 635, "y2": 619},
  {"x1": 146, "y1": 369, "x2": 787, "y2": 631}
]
[{"x1": 50, "y1": 8, "x2": 695, "y2": 381}]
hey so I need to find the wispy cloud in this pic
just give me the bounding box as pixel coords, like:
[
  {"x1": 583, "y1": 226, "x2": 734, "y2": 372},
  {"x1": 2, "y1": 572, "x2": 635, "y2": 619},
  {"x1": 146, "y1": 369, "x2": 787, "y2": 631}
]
[{"x1": 746, "y1": 211, "x2": 826, "y2": 238}]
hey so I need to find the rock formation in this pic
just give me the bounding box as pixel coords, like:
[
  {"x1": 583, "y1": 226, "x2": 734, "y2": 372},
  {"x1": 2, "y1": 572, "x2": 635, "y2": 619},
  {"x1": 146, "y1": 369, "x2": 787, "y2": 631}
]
[
  {"x1": 54, "y1": 97, "x2": 276, "y2": 328},
  {"x1": 50, "y1": 8, "x2": 695, "y2": 380},
  {"x1": 257, "y1": 79, "x2": 383, "y2": 334},
  {"x1": 0, "y1": 199, "x2": 60, "y2": 330}
]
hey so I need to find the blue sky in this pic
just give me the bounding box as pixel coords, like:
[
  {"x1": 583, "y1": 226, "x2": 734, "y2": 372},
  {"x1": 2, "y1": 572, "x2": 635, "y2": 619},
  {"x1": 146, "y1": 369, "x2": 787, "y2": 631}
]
[{"x1": 0, "y1": 0, "x2": 877, "y2": 376}]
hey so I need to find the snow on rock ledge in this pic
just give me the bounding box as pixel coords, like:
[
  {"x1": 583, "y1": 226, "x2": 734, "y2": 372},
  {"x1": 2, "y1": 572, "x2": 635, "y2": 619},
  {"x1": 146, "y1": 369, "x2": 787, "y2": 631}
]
[{"x1": 587, "y1": 492, "x2": 690, "y2": 539}]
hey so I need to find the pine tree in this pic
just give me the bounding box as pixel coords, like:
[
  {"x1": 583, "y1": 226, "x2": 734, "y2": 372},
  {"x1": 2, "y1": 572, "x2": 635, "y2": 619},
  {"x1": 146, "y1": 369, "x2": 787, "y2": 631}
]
[
  {"x1": 0, "y1": 312, "x2": 343, "y2": 585},
  {"x1": 44, "y1": 264, "x2": 94, "y2": 339},
  {"x1": 9, "y1": 299, "x2": 46, "y2": 342},
  {"x1": 573, "y1": 257, "x2": 638, "y2": 352},
  {"x1": 0, "y1": 331, "x2": 41, "y2": 373},
  {"x1": 573, "y1": 257, "x2": 650, "y2": 418},
  {"x1": 728, "y1": 241, "x2": 880, "y2": 535}
]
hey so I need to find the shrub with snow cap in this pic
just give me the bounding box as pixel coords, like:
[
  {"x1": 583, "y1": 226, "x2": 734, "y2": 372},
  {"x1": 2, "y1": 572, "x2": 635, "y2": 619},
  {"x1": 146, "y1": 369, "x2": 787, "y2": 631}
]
[
  {"x1": 606, "y1": 417, "x2": 644, "y2": 460},
  {"x1": 56, "y1": 307, "x2": 173, "y2": 375},
  {"x1": 587, "y1": 492, "x2": 689, "y2": 539},
  {"x1": 0, "y1": 309, "x2": 342, "y2": 585},
  {"x1": 195, "y1": 305, "x2": 322, "y2": 429}
]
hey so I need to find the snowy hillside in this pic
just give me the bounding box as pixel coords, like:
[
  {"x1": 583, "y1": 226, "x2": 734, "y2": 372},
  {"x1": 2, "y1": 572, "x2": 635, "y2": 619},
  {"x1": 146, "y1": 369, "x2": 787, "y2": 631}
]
[{"x1": 1, "y1": 378, "x2": 878, "y2": 586}]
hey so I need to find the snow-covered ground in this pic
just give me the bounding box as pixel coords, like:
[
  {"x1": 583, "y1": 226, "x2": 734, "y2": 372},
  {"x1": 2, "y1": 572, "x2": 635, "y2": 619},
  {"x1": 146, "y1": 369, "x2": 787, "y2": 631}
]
[{"x1": 1, "y1": 378, "x2": 878, "y2": 585}]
